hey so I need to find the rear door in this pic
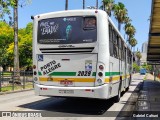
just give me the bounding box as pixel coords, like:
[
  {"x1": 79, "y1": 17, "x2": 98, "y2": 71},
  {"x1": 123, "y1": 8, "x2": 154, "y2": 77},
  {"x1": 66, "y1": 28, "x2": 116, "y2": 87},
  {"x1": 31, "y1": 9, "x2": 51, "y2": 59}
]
[{"x1": 37, "y1": 54, "x2": 97, "y2": 87}]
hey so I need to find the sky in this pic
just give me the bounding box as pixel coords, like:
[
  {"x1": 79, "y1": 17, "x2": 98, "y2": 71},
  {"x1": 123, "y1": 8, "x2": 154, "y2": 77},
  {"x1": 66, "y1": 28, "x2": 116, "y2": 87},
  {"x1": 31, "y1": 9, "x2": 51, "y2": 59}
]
[{"x1": 17, "y1": 0, "x2": 152, "y2": 51}]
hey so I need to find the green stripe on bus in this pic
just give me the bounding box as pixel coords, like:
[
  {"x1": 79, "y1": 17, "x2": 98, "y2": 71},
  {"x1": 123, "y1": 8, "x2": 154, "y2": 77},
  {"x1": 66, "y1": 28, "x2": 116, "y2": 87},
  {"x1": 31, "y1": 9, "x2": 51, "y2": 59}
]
[
  {"x1": 92, "y1": 72, "x2": 96, "y2": 76},
  {"x1": 92, "y1": 72, "x2": 122, "y2": 77},
  {"x1": 49, "y1": 72, "x2": 76, "y2": 76},
  {"x1": 105, "y1": 72, "x2": 122, "y2": 76},
  {"x1": 38, "y1": 71, "x2": 122, "y2": 76}
]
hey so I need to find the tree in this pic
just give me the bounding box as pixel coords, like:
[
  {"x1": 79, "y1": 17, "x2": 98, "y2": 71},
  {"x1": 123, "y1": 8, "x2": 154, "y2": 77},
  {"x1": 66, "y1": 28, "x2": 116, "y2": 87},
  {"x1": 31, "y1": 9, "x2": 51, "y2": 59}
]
[
  {"x1": 0, "y1": 0, "x2": 31, "y2": 75},
  {"x1": 101, "y1": 0, "x2": 115, "y2": 17},
  {"x1": 12, "y1": 0, "x2": 19, "y2": 76},
  {"x1": 124, "y1": 16, "x2": 131, "y2": 24},
  {"x1": 0, "y1": 0, "x2": 11, "y2": 20},
  {"x1": 0, "y1": 21, "x2": 14, "y2": 71},
  {"x1": 19, "y1": 22, "x2": 32, "y2": 69},
  {"x1": 141, "y1": 62, "x2": 152, "y2": 72},
  {"x1": 113, "y1": 2, "x2": 127, "y2": 31},
  {"x1": 136, "y1": 51, "x2": 142, "y2": 66},
  {"x1": 128, "y1": 37, "x2": 137, "y2": 51},
  {"x1": 6, "y1": 22, "x2": 33, "y2": 69},
  {"x1": 65, "y1": 0, "x2": 68, "y2": 10},
  {"x1": 133, "y1": 62, "x2": 140, "y2": 73},
  {"x1": 124, "y1": 23, "x2": 136, "y2": 42}
]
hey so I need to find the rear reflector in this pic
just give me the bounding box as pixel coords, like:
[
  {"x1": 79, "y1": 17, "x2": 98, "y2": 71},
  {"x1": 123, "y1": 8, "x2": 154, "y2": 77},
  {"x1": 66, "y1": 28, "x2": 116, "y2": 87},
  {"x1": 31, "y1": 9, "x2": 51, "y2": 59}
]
[
  {"x1": 85, "y1": 89, "x2": 91, "y2": 91},
  {"x1": 41, "y1": 88, "x2": 48, "y2": 90}
]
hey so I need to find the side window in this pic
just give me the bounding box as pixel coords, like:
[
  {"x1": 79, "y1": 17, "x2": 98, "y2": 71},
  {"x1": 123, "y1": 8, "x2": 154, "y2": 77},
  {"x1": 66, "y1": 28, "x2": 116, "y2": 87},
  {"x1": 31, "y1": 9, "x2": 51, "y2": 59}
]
[
  {"x1": 113, "y1": 45, "x2": 118, "y2": 58},
  {"x1": 109, "y1": 25, "x2": 112, "y2": 41},
  {"x1": 124, "y1": 47, "x2": 126, "y2": 61},
  {"x1": 127, "y1": 49, "x2": 130, "y2": 64},
  {"x1": 129, "y1": 51, "x2": 132, "y2": 64},
  {"x1": 109, "y1": 24, "x2": 114, "y2": 57},
  {"x1": 112, "y1": 30, "x2": 117, "y2": 44},
  {"x1": 109, "y1": 41, "x2": 114, "y2": 56},
  {"x1": 118, "y1": 37, "x2": 122, "y2": 60}
]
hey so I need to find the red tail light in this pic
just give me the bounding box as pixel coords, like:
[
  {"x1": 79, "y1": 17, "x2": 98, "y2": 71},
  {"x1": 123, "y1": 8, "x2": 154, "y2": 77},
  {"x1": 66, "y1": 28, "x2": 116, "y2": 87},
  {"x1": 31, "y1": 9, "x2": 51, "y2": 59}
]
[
  {"x1": 34, "y1": 71, "x2": 37, "y2": 75},
  {"x1": 99, "y1": 65, "x2": 104, "y2": 71}
]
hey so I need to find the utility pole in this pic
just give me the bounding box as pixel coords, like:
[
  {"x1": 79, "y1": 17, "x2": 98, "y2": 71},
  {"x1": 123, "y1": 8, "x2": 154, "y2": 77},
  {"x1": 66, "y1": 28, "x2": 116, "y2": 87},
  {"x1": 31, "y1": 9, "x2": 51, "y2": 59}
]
[
  {"x1": 96, "y1": 0, "x2": 98, "y2": 9},
  {"x1": 65, "y1": 0, "x2": 68, "y2": 10},
  {"x1": 103, "y1": 0, "x2": 105, "y2": 11},
  {"x1": 83, "y1": 0, "x2": 85, "y2": 9}
]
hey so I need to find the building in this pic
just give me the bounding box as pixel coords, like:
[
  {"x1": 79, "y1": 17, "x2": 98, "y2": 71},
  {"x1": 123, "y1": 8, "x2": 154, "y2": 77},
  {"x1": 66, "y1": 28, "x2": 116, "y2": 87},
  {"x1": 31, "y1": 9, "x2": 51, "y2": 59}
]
[
  {"x1": 142, "y1": 41, "x2": 148, "y2": 53},
  {"x1": 140, "y1": 42, "x2": 148, "y2": 65},
  {"x1": 140, "y1": 53, "x2": 147, "y2": 65}
]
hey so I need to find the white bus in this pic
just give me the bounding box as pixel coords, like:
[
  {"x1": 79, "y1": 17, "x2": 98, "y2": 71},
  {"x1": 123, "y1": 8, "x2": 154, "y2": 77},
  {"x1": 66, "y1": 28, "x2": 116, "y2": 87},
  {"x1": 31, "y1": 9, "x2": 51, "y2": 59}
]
[{"x1": 32, "y1": 9, "x2": 132, "y2": 102}]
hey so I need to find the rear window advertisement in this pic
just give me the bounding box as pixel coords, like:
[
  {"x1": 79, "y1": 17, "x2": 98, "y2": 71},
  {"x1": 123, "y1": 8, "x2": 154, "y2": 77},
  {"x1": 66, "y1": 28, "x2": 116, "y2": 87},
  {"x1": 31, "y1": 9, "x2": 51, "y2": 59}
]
[
  {"x1": 84, "y1": 17, "x2": 96, "y2": 29},
  {"x1": 37, "y1": 16, "x2": 97, "y2": 44}
]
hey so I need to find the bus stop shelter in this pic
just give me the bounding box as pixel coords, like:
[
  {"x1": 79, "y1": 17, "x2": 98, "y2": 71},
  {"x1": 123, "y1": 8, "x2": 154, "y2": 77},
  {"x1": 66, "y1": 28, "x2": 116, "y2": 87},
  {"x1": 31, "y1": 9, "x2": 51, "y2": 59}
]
[
  {"x1": 147, "y1": 0, "x2": 160, "y2": 64},
  {"x1": 147, "y1": 0, "x2": 160, "y2": 79}
]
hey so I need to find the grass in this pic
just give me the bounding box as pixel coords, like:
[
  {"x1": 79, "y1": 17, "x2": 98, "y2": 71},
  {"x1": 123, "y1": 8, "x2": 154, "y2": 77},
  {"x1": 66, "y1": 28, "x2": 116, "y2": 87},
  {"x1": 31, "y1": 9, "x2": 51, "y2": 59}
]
[
  {"x1": 0, "y1": 84, "x2": 33, "y2": 92},
  {"x1": 1, "y1": 72, "x2": 12, "y2": 75},
  {"x1": 143, "y1": 73, "x2": 148, "y2": 80}
]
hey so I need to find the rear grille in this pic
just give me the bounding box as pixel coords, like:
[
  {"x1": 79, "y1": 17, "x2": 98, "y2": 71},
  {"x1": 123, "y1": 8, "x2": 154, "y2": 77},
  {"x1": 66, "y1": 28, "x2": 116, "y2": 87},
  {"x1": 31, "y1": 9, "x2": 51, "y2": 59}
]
[{"x1": 39, "y1": 47, "x2": 94, "y2": 53}]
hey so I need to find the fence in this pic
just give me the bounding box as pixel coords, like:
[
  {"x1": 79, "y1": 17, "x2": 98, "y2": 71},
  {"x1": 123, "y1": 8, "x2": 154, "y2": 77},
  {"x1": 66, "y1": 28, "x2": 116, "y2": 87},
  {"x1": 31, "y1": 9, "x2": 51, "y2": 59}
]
[{"x1": 0, "y1": 71, "x2": 34, "y2": 92}]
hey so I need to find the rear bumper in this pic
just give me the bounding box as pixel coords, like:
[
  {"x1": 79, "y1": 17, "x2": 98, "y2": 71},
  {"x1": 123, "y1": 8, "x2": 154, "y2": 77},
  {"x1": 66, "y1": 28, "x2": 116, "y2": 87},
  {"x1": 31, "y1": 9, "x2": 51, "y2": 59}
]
[{"x1": 34, "y1": 83, "x2": 110, "y2": 99}]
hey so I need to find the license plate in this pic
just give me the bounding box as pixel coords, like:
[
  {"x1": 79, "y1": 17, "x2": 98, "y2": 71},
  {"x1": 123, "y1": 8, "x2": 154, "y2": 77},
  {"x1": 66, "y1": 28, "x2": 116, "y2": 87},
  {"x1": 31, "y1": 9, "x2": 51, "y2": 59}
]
[
  {"x1": 59, "y1": 90, "x2": 74, "y2": 94},
  {"x1": 60, "y1": 80, "x2": 73, "y2": 86}
]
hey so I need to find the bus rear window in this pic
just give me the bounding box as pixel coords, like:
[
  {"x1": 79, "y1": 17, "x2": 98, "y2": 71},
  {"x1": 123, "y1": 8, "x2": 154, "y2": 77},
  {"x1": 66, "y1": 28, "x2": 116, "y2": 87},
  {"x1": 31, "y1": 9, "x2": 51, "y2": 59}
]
[
  {"x1": 84, "y1": 17, "x2": 96, "y2": 29},
  {"x1": 37, "y1": 16, "x2": 97, "y2": 44}
]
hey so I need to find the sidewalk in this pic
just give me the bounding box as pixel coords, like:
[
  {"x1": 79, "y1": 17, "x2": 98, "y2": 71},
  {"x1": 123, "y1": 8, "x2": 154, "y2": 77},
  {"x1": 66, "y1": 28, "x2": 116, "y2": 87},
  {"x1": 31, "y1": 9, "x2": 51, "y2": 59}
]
[
  {"x1": 146, "y1": 73, "x2": 160, "y2": 81},
  {"x1": 135, "y1": 73, "x2": 160, "y2": 117}
]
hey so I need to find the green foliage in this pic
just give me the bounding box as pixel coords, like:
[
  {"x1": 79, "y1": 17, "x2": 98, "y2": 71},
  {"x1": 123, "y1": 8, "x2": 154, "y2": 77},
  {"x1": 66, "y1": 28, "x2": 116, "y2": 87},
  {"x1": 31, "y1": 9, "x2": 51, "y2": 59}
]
[
  {"x1": 0, "y1": 21, "x2": 14, "y2": 69},
  {"x1": 136, "y1": 51, "x2": 142, "y2": 60},
  {"x1": 141, "y1": 62, "x2": 152, "y2": 71},
  {"x1": 133, "y1": 62, "x2": 140, "y2": 72},
  {"x1": 0, "y1": 21, "x2": 33, "y2": 70},
  {"x1": 102, "y1": 0, "x2": 115, "y2": 16},
  {"x1": 0, "y1": 0, "x2": 11, "y2": 19},
  {"x1": 113, "y1": 2, "x2": 128, "y2": 31}
]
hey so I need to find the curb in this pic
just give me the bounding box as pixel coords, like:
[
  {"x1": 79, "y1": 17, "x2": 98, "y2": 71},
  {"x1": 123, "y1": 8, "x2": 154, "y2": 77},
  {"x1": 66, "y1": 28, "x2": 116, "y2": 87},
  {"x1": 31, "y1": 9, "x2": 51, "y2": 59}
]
[{"x1": 116, "y1": 80, "x2": 144, "y2": 118}]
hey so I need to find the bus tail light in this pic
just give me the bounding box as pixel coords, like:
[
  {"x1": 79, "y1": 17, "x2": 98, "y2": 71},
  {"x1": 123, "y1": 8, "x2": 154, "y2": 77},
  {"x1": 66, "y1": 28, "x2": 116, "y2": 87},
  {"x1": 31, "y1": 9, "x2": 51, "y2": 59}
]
[
  {"x1": 98, "y1": 72, "x2": 103, "y2": 77},
  {"x1": 99, "y1": 65, "x2": 104, "y2": 71},
  {"x1": 97, "y1": 79, "x2": 102, "y2": 84}
]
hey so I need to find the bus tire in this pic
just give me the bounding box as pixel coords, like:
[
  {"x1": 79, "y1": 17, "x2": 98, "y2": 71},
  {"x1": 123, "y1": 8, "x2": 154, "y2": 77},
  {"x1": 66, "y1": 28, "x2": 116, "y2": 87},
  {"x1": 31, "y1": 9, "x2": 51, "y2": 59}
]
[
  {"x1": 114, "y1": 83, "x2": 121, "y2": 103},
  {"x1": 125, "y1": 86, "x2": 129, "y2": 92}
]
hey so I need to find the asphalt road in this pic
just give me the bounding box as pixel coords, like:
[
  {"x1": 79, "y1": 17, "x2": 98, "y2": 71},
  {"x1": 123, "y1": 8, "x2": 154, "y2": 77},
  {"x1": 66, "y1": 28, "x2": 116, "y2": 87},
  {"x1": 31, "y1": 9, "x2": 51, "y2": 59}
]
[{"x1": 0, "y1": 74, "x2": 144, "y2": 120}]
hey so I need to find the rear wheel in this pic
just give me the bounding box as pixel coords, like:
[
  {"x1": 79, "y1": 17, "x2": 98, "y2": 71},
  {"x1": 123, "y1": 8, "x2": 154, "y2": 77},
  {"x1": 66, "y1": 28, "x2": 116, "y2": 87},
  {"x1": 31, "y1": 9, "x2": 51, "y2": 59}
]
[
  {"x1": 125, "y1": 86, "x2": 129, "y2": 92},
  {"x1": 114, "y1": 84, "x2": 121, "y2": 103}
]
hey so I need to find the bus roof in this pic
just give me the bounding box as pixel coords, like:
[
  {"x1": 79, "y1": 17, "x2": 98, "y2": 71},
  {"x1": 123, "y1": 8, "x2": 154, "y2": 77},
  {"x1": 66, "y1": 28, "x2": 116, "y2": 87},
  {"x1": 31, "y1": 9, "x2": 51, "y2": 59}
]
[{"x1": 34, "y1": 9, "x2": 106, "y2": 19}]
